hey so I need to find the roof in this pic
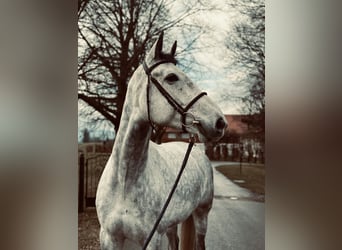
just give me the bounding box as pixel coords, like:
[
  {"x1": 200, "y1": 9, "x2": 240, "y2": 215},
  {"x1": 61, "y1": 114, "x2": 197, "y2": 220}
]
[{"x1": 224, "y1": 115, "x2": 249, "y2": 135}]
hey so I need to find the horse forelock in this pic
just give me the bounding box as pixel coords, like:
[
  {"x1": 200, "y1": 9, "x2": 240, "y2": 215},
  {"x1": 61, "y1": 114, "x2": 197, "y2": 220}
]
[
  {"x1": 158, "y1": 52, "x2": 177, "y2": 64},
  {"x1": 146, "y1": 53, "x2": 178, "y2": 69}
]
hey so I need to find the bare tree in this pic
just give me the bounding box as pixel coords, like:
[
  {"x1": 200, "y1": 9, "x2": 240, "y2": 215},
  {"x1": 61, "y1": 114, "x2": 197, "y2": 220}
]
[
  {"x1": 225, "y1": 0, "x2": 265, "y2": 134},
  {"x1": 78, "y1": 0, "x2": 206, "y2": 133}
]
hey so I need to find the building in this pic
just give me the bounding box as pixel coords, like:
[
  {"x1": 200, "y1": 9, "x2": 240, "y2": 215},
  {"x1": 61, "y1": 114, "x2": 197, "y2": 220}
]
[{"x1": 160, "y1": 114, "x2": 265, "y2": 163}]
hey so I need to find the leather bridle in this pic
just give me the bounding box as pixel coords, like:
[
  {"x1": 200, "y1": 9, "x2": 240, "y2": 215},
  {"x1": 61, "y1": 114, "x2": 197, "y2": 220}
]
[{"x1": 143, "y1": 59, "x2": 207, "y2": 132}]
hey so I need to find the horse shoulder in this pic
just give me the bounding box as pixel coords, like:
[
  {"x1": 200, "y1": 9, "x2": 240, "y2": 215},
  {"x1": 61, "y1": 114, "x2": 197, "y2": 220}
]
[{"x1": 149, "y1": 142, "x2": 213, "y2": 201}]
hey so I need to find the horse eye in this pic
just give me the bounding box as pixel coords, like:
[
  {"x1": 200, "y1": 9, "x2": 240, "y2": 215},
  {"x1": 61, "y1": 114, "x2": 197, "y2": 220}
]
[{"x1": 164, "y1": 73, "x2": 179, "y2": 83}]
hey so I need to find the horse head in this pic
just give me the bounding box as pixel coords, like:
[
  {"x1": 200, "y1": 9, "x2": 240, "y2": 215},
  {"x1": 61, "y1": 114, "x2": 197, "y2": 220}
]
[{"x1": 141, "y1": 32, "x2": 227, "y2": 142}]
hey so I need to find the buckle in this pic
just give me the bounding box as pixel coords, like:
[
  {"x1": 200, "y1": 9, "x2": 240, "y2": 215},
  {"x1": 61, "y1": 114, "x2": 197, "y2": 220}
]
[{"x1": 182, "y1": 112, "x2": 200, "y2": 128}]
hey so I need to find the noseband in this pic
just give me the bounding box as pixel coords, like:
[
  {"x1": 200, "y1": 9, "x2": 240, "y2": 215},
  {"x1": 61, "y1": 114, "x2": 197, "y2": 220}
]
[{"x1": 143, "y1": 60, "x2": 207, "y2": 132}]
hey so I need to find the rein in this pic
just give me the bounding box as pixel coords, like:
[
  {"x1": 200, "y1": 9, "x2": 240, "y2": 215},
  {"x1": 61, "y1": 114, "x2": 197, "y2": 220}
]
[
  {"x1": 142, "y1": 60, "x2": 204, "y2": 249},
  {"x1": 142, "y1": 137, "x2": 195, "y2": 250}
]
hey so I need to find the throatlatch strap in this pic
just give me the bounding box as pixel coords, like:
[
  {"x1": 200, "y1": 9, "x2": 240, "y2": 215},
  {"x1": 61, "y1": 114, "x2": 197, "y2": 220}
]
[
  {"x1": 146, "y1": 76, "x2": 154, "y2": 130},
  {"x1": 144, "y1": 59, "x2": 178, "y2": 129}
]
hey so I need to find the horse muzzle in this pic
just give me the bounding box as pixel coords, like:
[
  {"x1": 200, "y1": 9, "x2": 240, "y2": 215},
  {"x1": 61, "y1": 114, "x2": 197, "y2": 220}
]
[{"x1": 190, "y1": 115, "x2": 227, "y2": 142}]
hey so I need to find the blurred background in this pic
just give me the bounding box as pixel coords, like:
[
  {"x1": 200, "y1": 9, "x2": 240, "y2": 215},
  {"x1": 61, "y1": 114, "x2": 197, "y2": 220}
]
[{"x1": 0, "y1": 0, "x2": 341, "y2": 249}]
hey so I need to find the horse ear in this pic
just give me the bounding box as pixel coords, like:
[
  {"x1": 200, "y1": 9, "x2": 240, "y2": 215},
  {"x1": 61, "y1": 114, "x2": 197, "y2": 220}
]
[
  {"x1": 170, "y1": 40, "x2": 177, "y2": 57},
  {"x1": 145, "y1": 31, "x2": 164, "y2": 64},
  {"x1": 154, "y1": 31, "x2": 164, "y2": 59}
]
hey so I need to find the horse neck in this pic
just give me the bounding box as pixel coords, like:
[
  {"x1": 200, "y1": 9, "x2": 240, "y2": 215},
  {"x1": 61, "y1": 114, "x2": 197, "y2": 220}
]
[{"x1": 112, "y1": 76, "x2": 152, "y2": 195}]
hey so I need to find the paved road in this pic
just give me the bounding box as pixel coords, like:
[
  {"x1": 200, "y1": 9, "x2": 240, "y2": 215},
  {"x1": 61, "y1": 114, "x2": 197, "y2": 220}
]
[
  {"x1": 206, "y1": 161, "x2": 264, "y2": 250},
  {"x1": 124, "y1": 161, "x2": 264, "y2": 249}
]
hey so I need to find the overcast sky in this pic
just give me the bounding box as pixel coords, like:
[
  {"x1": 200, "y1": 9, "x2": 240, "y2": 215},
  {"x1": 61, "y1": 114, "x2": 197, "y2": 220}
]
[
  {"x1": 166, "y1": 0, "x2": 244, "y2": 114},
  {"x1": 78, "y1": 1, "x2": 246, "y2": 140}
]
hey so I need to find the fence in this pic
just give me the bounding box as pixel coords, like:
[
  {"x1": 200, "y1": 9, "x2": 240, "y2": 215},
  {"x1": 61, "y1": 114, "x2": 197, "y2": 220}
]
[
  {"x1": 205, "y1": 143, "x2": 265, "y2": 163},
  {"x1": 79, "y1": 153, "x2": 110, "y2": 212}
]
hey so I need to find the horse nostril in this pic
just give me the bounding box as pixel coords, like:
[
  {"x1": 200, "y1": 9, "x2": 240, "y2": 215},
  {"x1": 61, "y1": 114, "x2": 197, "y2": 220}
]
[{"x1": 215, "y1": 117, "x2": 227, "y2": 131}]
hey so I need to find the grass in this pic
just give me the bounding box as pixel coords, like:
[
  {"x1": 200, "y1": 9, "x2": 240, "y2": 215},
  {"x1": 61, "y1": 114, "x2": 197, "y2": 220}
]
[{"x1": 215, "y1": 163, "x2": 265, "y2": 195}]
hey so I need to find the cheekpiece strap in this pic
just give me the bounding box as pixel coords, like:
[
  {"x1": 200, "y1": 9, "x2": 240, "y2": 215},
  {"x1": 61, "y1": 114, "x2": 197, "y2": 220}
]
[{"x1": 144, "y1": 59, "x2": 206, "y2": 133}]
